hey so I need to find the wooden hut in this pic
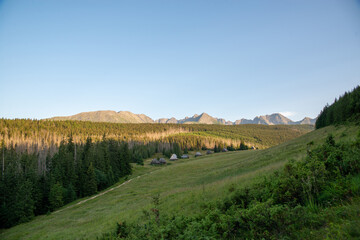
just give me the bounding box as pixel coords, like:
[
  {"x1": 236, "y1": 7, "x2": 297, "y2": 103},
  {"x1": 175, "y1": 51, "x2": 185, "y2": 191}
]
[
  {"x1": 159, "y1": 158, "x2": 167, "y2": 164},
  {"x1": 150, "y1": 159, "x2": 160, "y2": 165}
]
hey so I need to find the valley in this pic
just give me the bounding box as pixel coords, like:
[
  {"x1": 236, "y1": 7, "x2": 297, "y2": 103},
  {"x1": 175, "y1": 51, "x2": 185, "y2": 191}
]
[
  {"x1": 1, "y1": 86, "x2": 359, "y2": 239},
  {"x1": 1, "y1": 1, "x2": 359, "y2": 239},
  {"x1": 1, "y1": 123, "x2": 358, "y2": 239}
]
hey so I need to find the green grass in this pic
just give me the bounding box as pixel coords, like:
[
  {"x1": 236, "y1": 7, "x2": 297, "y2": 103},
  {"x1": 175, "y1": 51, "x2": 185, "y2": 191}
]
[{"x1": 1, "y1": 124, "x2": 358, "y2": 239}]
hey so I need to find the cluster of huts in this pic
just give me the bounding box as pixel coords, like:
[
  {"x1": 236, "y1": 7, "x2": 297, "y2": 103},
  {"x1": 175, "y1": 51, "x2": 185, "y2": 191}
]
[
  {"x1": 150, "y1": 146, "x2": 255, "y2": 165},
  {"x1": 150, "y1": 154, "x2": 183, "y2": 165},
  {"x1": 151, "y1": 152, "x2": 203, "y2": 165},
  {"x1": 150, "y1": 158, "x2": 167, "y2": 165}
]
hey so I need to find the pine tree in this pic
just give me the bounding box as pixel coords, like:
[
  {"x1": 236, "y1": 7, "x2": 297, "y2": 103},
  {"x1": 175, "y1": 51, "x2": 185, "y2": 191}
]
[
  {"x1": 214, "y1": 144, "x2": 218, "y2": 153},
  {"x1": 120, "y1": 143, "x2": 132, "y2": 176},
  {"x1": 183, "y1": 146, "x2": 188, "y2": 154},
  {"x1": 84, "y1": 162, "x2": 97, "y2": 196},
  {"x1": 172, "y1": 143, "x2": 182, "y2": 157},
  {"x1": 64, "y1": 183, "x2": 77, "y2": 204},
  {"x1": 49, "y1": 182, "x2": 64, "y2": 211}
]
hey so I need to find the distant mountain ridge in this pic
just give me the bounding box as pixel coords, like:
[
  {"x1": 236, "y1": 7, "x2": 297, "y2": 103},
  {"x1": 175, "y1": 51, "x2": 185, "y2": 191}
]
[
  {"x1": 49, "y1": 111, "x2": 316, "y2": 125},
  {"x1": 50, "y1": 111, "x2": 154, "y2": 124}
]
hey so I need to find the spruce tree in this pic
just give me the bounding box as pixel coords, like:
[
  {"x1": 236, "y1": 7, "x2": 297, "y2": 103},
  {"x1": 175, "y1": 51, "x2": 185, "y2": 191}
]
[
  {"x1": 183, "y1": 146, "x2": 188, "y2": 154},
  {"x1": 49, "y1": 182, "x2": 64, "y2": 211},
  {"x1": 84, "y1": 162, "x2": 97, "y2": 196}
]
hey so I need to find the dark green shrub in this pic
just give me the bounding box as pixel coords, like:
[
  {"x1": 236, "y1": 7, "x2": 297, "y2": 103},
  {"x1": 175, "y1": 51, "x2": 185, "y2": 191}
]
[{"x1": 116, "y1": 221, "x2": 129, "y2": 238}]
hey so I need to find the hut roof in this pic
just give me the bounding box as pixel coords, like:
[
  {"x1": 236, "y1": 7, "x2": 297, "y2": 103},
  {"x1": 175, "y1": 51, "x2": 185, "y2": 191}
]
[
  {"x1": 150, "y1": 159, "x2": 160, "y2": 165},
  {"x1": 170, "y1": 154, "x2": 178, "y2": 160},
  {"x1": 195, "y1": 152, "x2": 202, "y2": 157}
]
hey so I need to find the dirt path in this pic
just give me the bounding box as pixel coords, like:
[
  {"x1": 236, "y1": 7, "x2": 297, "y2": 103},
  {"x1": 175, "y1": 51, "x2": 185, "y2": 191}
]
[{"x1": 54, "y1": 169, "x2": 161, "y2": 214}]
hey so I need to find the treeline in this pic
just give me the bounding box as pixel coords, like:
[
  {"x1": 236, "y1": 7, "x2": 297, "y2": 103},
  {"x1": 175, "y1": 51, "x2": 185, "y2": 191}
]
[
  {"x1": 0, "y1": 119, "x2": 312, "y2": 155},
  {"x1": 103, "y1": 133, "x2": 360, "y2": 239},
  {"x1": 316, "y1": 85, "x2": 360, "y2": 129},
  {"x1": 0, "y1": 136, "x2": 133, "y2": 228}
]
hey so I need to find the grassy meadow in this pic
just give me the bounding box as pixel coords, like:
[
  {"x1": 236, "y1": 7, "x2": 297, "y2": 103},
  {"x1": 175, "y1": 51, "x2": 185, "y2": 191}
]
[{"x1": 1, "y1": 123, "x2": 359, "y2": 239}]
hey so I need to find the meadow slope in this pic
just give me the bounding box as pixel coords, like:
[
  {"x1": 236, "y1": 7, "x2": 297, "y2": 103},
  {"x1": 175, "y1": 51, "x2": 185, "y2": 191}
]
[{"x1": 1, "y1": 124, "x2": 358, "y2": 239}]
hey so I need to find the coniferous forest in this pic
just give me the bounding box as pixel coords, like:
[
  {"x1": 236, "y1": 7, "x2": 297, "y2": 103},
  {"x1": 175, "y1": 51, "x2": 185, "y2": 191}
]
[
  {"x1": 0, "y1": 119, "x2": 312, "y2": 154},
  {"x1": 316, "y1": 85, "x2": 360, "y2": 129},
  {"x1": 0, "y1": 129, "x2": 191, "y2": 229},
  {"x1": 0, "y1": 136, "x2": 135, "y2": 228}
]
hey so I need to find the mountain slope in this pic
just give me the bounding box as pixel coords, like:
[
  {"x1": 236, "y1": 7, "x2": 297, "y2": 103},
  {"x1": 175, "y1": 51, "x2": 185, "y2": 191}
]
[
  {"x1": 251, "y1": 113, "x2": 293, "y2": 125},
  {"x1": 1, "y1": 124, "x2": 357, "y2": 240},
  {"x1": 295, "y1": 117, "x2": 317, "y2": 125},
  {"x1": 51, "y1": 110, "x2": 154, "y2": 123},
  {"x1": 178, "y1": 113, "x2": 219, "y2": 124}
]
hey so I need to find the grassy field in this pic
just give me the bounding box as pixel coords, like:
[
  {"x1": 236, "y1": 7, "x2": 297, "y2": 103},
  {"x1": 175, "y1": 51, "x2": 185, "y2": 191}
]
[{"x1": 1, "y1": 124, "x2": 358, "y2": 239}]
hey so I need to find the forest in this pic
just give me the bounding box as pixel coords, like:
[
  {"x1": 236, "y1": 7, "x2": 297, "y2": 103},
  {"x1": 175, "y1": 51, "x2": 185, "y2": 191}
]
[
  {"x1": 0, "y1": 119, "x2": 312, "y2": 155},
  {"x1": 0, "y1": 136, "x2": 133, "y2": 228},
  {"x1": 0, "y1": 133, "x2": 190, "y2": 228},
  {"x1": 316, "y1": 85, "x2": 360, "y2": 129}
]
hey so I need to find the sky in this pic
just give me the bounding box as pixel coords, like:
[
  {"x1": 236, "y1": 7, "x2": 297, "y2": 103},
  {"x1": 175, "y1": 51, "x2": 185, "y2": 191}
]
[{"x1": 0, "y1": 0, "x2": 359, "y2": 122}]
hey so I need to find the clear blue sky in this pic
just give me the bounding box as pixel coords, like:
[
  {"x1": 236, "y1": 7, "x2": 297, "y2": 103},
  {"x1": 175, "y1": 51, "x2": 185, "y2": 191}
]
[{"x1": 1, "y1": 0, "x2": 359, "y2": 121}]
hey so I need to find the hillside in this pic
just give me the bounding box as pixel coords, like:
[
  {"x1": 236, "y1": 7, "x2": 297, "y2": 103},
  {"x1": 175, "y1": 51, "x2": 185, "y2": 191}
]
[
  {"x1": 1, "y1": 123, "x2": 358, "y2": 239},
  {"x1": 51, "y1": 110, "x2": 154, "y2": 123},
  {"x1": 316, "y1": 85, "x2": 360, "y2": 128},
  {"x1": 0, "y1": 119, "x2": 313, "y2": 154},
  {"x1": 50, "y1": 111, "x2": 316, "y2": 125}
]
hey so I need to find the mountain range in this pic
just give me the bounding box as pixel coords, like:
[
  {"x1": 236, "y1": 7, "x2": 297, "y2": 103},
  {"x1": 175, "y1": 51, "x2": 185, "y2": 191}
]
[{"x1": 49, "y1": 111, "x2": 316, "y2": 125}]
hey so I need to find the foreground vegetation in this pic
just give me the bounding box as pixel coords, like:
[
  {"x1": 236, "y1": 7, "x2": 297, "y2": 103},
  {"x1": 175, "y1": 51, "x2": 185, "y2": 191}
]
[{"x1": 0, "y1": 123, "x2": 358, "y2": 239}]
